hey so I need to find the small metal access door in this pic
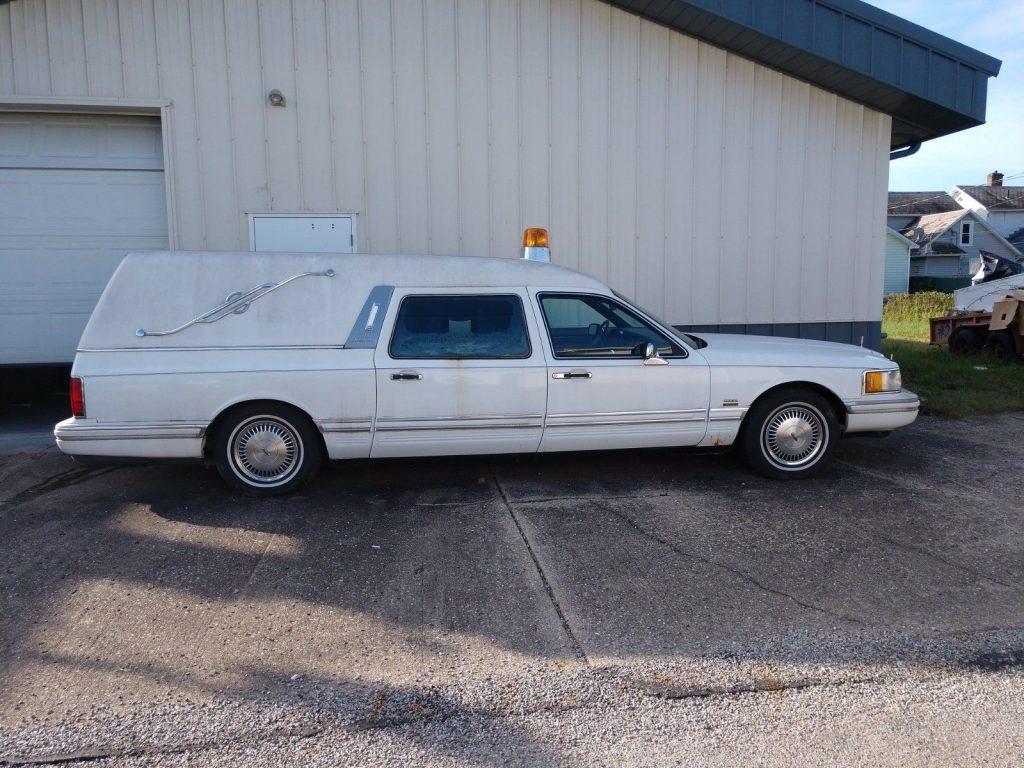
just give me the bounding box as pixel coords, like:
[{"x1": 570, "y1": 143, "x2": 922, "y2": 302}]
[{"x1": 250, "y1": 215, "x2": 355, "y2": 253}]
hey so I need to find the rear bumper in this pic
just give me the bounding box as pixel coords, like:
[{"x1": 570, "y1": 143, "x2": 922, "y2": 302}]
[
  {"x1": 843, "y1": 390, "x2": 920, "y2": 432},
  {"x1": 54, "y1": 418, "x2": 205, "y2": 459}
]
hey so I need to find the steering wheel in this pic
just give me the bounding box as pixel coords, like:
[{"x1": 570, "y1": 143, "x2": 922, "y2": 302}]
[{"x1": 591, "y1": 319, "x2": 613, "y2": 345}]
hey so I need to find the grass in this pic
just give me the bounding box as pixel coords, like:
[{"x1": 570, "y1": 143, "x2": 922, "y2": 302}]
[{"x1": 881, "y1": 316, "x2": 1024, "y2": 417}]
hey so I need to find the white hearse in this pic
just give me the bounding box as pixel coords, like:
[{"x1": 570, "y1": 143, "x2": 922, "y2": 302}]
[{"x1": 55, "y1": 234, "x2": 919, "y2": 494}]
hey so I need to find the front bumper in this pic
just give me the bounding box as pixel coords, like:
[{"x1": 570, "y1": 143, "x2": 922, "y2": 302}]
[{"x1": 843, "y1": 390, "x2": 920, "y2": 433}]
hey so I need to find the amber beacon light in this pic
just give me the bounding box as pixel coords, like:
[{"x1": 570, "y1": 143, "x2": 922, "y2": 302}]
[{"x1": 522, "y1": 228, "x2": 550, "y2": 262}]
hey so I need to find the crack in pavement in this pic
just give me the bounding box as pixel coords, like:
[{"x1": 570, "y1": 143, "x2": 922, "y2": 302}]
[
  {"x1": 0, "y1": 723, "x2": 324, "y2": 767},
  {"x1": 1, "y1": 672, "x2": 881, "y2": 766},
  {"x1": 640, "y1": 674, "x2": 878, "y2": 700},
  {"x1": 491, "y1": 473, "x2": 590, "y2": 665},
  {"x1": 875, "y1": 534, "x2": 1019, "y2": 592},
  {"x1": 829, "y1": 462, "x2": 1020, "y2": 591},
  {"x1": 1, "y1": 466, "x2": 120, "y2": 508},
  {"x1": 833, "y1": 459, "x2": 1004, "y2": 506},
  {"x1": 602, "y1": 505, "x2": 864, "y2": 626}
]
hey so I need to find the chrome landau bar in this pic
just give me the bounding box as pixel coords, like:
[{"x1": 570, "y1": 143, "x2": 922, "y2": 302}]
[{"x1": 135, "y1": 269, "x2": 336, "y2": 338}]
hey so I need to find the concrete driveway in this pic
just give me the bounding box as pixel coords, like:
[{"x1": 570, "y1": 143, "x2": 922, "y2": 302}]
[{"x1": 1, "y1": 405, "x2": 1023, "y2": 766}]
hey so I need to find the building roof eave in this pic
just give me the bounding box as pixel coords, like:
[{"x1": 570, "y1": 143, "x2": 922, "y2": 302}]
[{"x1": 604, "y1": 0, "x2": 1000, "y2": 149}]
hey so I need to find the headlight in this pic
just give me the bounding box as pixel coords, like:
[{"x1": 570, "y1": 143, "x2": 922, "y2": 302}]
[{"x1": 863, "y1": 368, "x2": 902, "y2": 394}]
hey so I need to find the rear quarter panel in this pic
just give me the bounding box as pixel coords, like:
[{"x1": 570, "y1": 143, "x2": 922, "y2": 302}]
[{"x1": 73, "y1": 348, "x2": 376, "y2": 459}]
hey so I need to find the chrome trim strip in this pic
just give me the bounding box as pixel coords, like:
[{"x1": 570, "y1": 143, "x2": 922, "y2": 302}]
[
  {"x1": 54, "y1": 423, "x2": 206, "y2": 441},
  {"x1": 136, "y1": 269, "x2": 336, "y2": 337},
  {"x1": 844, "y1": 392, "x2": 920, "y2": 415},
  {"x1": 376, "y1": 414, "x2": 545, "y2": 423},
  {"x1": 546, "y1": 416, "x2": 706, "y2": 427},
  {"x1": 547, "y1": 408, "x2": 705, "y2": 419},
  {"x1": 708, "y1": 407, "x2": 748, "y2": 422},
  {"x1": 78, "y1": 345, "x2": 348, "y2": 352},
  {"x1": 375, "y1": 422, "x2": 542, "y2": 431},
  {"x1": 317, "y1": 419, "x2": 373, "y2": 434},
  {"x1": 846, "y1": 402, "x2": 921, "y2": 415}
]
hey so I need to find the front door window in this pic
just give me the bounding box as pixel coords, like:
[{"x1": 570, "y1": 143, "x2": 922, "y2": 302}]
[{"x1": 538, "y1": 294, "x2": 682, "y2": 359}]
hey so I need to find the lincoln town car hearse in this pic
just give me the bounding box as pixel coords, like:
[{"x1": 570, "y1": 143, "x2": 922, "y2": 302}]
[{"x1": 55, "y1": 231, "x2": 919, "y2": 495}]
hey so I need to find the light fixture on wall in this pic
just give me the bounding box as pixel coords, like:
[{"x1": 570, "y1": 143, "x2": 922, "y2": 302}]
[{"x1": 268, "y1": 89, "x2": 286, "y2": 107}]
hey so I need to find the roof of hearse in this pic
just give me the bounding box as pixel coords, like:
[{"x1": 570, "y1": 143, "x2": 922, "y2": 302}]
[{"x1": 78, "y1": 251, "x2": 608, "y2": 351}]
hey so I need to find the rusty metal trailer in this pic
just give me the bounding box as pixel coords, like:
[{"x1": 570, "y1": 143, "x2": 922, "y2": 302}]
[{"x1": 929, "y1": 291, "x2": 1024, "y2": 360}]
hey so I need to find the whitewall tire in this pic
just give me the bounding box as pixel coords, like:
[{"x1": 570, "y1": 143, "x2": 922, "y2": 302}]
[
  {"x1": 212, "y1": 403, "x2": 322, "y2": 495},
  {"x1": 740, "y1": 388, "x2": 839, "y2": 480}
]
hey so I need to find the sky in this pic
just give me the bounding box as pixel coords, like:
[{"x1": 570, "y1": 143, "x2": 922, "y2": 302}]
[{"x1": 868, "y1": 0, "x2": 1023, "y2": 191}]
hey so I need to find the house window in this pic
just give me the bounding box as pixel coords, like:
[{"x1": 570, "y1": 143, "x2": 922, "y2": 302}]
[{"x1": 960, "y1": 221, "x2": 973, "y2": 245}]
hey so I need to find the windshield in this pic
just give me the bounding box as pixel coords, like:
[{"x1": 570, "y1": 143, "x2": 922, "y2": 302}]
[{"x1": 611, "y1": 291, "x2": 699, "y2": 350}]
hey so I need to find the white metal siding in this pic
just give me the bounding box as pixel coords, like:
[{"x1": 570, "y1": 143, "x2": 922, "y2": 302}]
[
  {"x1": 0, "y1": 112, "x2": 168, "y2": 364},
  {"x1": 0, "y1": 0, "x2": 892, "y2": 327},
  {"x1": 883, "y1": 232, "x2": 910, "y2": 294}
]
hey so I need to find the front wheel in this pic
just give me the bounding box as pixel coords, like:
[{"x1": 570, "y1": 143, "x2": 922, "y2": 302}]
[
  {"x1": 740, "y1": 388, "x2": 839, "y2": 480},
  {"x1": 212, "y1": 403, "x2": 322, "y2": 495}
]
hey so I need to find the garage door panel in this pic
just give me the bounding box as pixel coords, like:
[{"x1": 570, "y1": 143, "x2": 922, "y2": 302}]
[
  {"x1": 0, "y1": 113, "x2": 167, "y2": 364},
  {"x1": 0, "y1": 169, "x2": 167, "y2": 236},
  {"x1": 0, "y1": 177, "x2": 33, "y2": 226},
  {"x1": 0, "y1": 114, "x2": 163, "y2": 170},
  {"x1": 0, "y1": 240, "x2": 165, "y2": 282},
  {"x1": 104, "y1": 123, "x2": 165, "y2": 166}
]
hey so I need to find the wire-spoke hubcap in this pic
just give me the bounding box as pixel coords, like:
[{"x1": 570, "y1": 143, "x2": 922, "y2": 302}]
[
  {"x1": 229, "y1": 417, "x2": 302, "y2": 487},
  {"x1": 760, "y1": 403, "x2": 827, "y2": 470}
]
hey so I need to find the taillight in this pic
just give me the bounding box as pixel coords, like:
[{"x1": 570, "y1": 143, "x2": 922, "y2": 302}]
[{"x1": 70, "y1": 377, "x2": 85, "y2": 418}]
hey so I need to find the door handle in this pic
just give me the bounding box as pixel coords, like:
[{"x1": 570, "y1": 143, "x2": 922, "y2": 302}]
[
  {"x1": 552, "y1": 369, "x2": 592, "y2": 380},
  {"x1": 391, "y1": 370, "x2": 422, "y2": 381}
]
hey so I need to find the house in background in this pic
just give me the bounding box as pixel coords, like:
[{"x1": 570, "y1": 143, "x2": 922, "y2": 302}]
[
  {"x1": 897, "y1": 209, "x2": 1021, "y2": 292},
  {"x1": 888, "y1": 173, "x2": 1024, "y2": 292},
  {"x1": 884, "y1": 227, "x2": 918, "y2": 295},
  {"x1": 950, "y1": 172, "x2": 1024, "y2": 250}
]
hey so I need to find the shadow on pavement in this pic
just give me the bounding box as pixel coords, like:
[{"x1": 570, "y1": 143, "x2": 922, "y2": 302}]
[{"x1": 1, "y1": 414, "x2": 1023, "y2": 761}]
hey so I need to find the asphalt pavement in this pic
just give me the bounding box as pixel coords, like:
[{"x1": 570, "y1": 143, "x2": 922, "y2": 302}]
[{"x1": 1, "y1": 402, "x2": 1022, "y2": 766}]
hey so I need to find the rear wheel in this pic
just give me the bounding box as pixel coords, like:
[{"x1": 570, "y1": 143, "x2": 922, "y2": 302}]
[
  {"x1": 949, "y1": 327, "x2": 982, "y2": 356},
  {"x1": 983, "y1": 330, "x2": 1017, "y2": 362},
  {"x1": 740, "y1": 388, "x2": 839, "y2": 480},
  {"x1": 212, "y1": 403, "x2": 322, "y2": 495}
]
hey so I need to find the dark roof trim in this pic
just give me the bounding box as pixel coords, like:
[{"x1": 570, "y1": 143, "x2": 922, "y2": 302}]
[{"x1": 605, "y1": 0, "x2": 1001, "y2": 148}]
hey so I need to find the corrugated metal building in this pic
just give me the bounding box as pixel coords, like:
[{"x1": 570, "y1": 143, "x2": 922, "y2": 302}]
[{"x1": 0, "y1": 0, "x2": 1000, "y2": 364}]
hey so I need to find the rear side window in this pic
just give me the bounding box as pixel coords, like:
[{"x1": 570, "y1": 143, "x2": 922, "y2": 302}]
[{"x1": 389, "y1": 295, "x2": 531, "y2": 359}]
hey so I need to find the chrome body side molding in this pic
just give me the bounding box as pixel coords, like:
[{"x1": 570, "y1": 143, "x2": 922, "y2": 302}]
[
  {"x1": 53, "y1": 421, "x2": 207, "y2": 441},
  {"x1": 844, "y1": 391, "x2": 921, "y2": 415},
  {"x1": 708, "y1": 406, "x2": 748, "y2": 422},
  {"x1": 317, "y1": 419, "x2": 374, "y2": 434}
]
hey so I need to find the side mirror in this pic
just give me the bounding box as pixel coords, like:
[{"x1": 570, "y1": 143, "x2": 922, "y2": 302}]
[{"x1": 642, "y1": 342, "x2": 669, "y2": 366}]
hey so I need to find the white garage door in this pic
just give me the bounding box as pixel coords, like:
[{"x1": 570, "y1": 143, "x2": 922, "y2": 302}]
[{"x1": 0, "y1": 113, "x2": 168, "y2": 365}]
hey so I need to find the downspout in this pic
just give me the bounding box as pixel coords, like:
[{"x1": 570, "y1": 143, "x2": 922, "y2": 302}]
[{"x1": 890, "y1": 142, "x2": 922, "y2": 161}]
